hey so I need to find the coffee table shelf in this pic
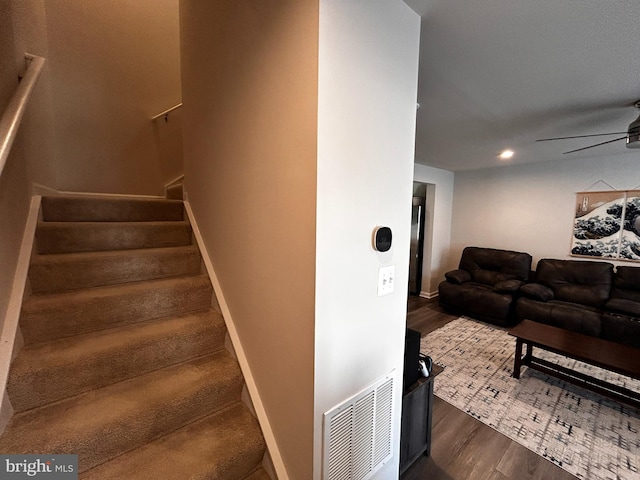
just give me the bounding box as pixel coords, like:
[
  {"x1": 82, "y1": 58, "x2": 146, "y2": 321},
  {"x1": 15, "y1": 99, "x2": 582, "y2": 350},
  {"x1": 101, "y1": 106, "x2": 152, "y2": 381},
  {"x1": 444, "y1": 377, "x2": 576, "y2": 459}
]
[{"x1": 508, "y1": 320, "x2": 640, "y2": 409}]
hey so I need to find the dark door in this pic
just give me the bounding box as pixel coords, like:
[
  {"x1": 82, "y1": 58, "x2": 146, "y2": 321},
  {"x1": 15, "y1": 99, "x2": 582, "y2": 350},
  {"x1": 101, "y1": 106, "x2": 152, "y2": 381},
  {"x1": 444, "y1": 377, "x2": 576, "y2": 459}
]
[{"x1": 408, "y1": 196, "x2": 425, "y2": 295}]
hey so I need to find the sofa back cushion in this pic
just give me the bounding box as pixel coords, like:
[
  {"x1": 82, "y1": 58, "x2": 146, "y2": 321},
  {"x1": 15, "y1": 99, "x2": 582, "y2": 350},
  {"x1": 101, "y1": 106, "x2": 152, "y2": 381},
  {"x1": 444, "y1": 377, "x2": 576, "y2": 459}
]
[
  {"x1": 458, "y1": 247, "x2": 532, "y2": 287},
  {"x1": 610, "y1": 266, "x2": 640, "y2": 302},
  {"x1": 535, "y1": 259, "x2": 613, "y2": 308}
]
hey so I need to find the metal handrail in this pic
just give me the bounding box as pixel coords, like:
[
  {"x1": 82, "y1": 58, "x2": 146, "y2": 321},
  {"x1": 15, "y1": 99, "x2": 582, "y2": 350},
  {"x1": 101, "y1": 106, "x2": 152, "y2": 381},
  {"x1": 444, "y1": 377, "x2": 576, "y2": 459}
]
[
  {"x1": 151, "y1": 102, "x2": 182, "y2": 122},
  {"x1": 0, "y1": 54, "x2": 46, "y2": 179}
]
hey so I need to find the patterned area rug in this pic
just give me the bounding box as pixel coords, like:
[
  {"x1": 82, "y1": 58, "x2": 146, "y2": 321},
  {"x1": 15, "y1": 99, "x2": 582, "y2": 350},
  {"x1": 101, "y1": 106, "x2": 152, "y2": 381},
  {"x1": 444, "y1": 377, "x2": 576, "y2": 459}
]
[{"x1": 421, "y1": 317, "x2": 640, "y2": 480}]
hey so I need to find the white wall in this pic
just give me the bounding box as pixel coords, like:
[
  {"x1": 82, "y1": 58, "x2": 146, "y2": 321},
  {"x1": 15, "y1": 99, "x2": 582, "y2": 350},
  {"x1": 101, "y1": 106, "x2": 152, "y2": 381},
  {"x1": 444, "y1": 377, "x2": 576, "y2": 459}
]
[
  {"x1": 451, "y1": 152, "x2": 640, "y2": 270},
  {"x1": 315, "y1": 1, "x2": 421, "y2": 478},
  {"x1": 413, "y1": 163, "x2": 454, "y2": 295}
]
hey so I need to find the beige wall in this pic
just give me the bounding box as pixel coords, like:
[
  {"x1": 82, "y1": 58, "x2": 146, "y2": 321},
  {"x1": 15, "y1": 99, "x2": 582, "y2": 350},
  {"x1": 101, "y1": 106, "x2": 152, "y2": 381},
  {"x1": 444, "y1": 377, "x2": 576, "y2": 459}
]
[
  {"x1": 42, "y1": 0, "x2": 182, "y2": 195},
  {"x1": 0, "y1": 0, "x2": 31, "y2": 330},
  {"x1": 0, "y1": 0, "x2": 17, "y2": 108},
  {"x1": 1, "y1": 0, "x2": 182, "y2": 340},
  {"x1": 180, "y1": 2, "x2": 318, "y2": 478},
  {"x1": 11, "y1": 0, "x2": 57, "y2": 190}
]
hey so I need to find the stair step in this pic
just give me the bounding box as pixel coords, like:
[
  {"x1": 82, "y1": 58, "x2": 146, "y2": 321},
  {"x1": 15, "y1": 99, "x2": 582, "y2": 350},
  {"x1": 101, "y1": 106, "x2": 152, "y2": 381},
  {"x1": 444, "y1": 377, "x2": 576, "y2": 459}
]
[
  {"x1": 81, "y1": 402, "x2": 265, "y2": 479},
  {"x1": 8, "y1": 311, "x2": 225, "y2": 411},
  {"x1": 35, "y1": 221, "x2": 193, "y2": 254},
  {"x1": 0, "y1": 353, "x2": 244, "y2": 473},
  {"x1": 29, "y1": 245, "x2": 202, "y2": 294},
  {"x1": 166, "y1": 183, "x2": 183, "y2": 200},
  {"x1": 20, "y1": 275, "x2": 213, "y2": 345},
  {"x1": 242, "y1": 469, "x2": 272, "y2": 480},
  {"x1": 41, "y1": 196, "x2": 184, "y2": 222}
]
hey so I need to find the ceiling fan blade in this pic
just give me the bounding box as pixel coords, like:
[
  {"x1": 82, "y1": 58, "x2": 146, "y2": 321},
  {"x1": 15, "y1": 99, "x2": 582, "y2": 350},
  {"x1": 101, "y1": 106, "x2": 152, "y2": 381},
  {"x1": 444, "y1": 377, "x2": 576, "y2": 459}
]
[
  {"x1": 563, "y1": 136, "x2": 628, "y2": 154},
  {"x1": 536, "y1": 132, "x2": 629, "y2": 142}
]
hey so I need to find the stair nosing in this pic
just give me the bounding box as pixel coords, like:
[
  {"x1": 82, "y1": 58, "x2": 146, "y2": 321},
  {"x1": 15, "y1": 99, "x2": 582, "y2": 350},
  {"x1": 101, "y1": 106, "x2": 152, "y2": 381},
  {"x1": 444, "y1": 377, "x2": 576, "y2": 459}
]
[
  {"x1": 24, "y1": 273, "x2": 211, "y2": 301},
  {"x1": 22, "y1": 306, "x2": 223, "y2": 347},
  {"x1": 40, "y1": 196, "x2": 185, "y2": 222},
  {"x1": 12, "y1": 310, "x2": 225, "y2": 372},
  {"x1": 20, "y1": 275, "x2": 214, "y2": 346},
  {"x1": 30, "y1": 244, "x2": 200, "y2": 263},
  {"x1": 10, "y1": 350, "x2": 229, "y2": 416},
  {"x1": 38, "y1": 220, "x2": 191, "y2": 227},
  {"x1": 28, "y1": 255, "x2": 206, "y2": 295}
]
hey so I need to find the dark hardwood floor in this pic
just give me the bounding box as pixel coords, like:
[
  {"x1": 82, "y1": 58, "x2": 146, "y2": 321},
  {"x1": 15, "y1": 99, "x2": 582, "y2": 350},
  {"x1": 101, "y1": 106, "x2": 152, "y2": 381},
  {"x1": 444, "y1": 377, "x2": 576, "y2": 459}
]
[{"x1": 401, "y1": 296, "x2": 577, "y2": 480}]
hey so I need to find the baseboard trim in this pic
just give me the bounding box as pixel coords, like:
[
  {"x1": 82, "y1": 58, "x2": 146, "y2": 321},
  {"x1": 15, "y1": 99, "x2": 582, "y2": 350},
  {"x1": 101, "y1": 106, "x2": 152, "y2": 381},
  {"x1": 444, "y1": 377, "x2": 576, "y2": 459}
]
[
  {"x1": 184, "y1": 201, "x2": 288, "y2": 480},
  {"x1": 164, "y1": 174, "x2": 184, "y2": 190},
  {"x1": 419, "y1": 290, "x2": 438, "y2": 300},
  {"x1": 0, "y1": 195, "x2": 41, "y2": 434}
]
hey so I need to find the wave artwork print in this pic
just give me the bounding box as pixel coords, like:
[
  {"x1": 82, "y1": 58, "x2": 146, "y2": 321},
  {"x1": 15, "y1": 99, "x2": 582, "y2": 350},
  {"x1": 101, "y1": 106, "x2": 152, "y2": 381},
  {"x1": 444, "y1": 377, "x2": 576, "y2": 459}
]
[{"x1": 571, "y1": 190, "x2": 640, "y2": 262}]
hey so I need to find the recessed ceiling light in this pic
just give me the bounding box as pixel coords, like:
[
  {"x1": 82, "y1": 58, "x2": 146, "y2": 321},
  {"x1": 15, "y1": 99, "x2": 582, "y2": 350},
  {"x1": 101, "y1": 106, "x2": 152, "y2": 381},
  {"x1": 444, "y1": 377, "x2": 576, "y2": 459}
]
[{"x1": 499, "y1": 149, "x2": 514, "y2": 160}]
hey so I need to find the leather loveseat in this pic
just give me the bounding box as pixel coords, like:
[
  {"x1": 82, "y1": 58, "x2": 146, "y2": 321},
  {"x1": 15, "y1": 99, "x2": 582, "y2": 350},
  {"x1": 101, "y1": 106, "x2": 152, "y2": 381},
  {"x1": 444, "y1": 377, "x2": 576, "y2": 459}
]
[
  {"x1": 438, "y1": 246, "x2": 532, "y2": 327},
  {"x1": 516, "y1": 259, "x2": 640, "y2": 349}
]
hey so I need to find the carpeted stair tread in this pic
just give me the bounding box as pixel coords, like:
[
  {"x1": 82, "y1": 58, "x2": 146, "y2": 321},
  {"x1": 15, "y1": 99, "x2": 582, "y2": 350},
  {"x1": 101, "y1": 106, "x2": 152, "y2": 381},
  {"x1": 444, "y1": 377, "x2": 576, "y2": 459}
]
[
  {"x1": 29, "y1": 245, "x2": 202, "y2": 294},
  {"x1": 41, "y1": 196, "x2": 184, "y2": 222},
  {"x1": 166, "y1": 183, "x2": 183, "y2": 201},
  {"x1": 242, "y1": 468, "x2": 272, "y2": 480},
  {"x1": 0, "y1": 353, "x2": 244, "y2": 473},
  {"x1": 36, "y1": 221, "x2": 193, "y2": 254},
  {"x1": 8, "y1": 311, "x2": 225, "y2": 411},
  {"x1": 20, "y1": 275, "x2": 213, "y2": 344},
  {"x1": 80, "y1": 402, "x2": 265, "y2": 480}
]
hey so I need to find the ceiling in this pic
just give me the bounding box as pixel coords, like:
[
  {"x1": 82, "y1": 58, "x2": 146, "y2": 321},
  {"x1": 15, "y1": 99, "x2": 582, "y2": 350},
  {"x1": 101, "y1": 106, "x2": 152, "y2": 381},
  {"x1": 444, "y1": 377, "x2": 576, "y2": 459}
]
[{"x1": 404, "y1": 0, "x2": 640, "y2": 171}]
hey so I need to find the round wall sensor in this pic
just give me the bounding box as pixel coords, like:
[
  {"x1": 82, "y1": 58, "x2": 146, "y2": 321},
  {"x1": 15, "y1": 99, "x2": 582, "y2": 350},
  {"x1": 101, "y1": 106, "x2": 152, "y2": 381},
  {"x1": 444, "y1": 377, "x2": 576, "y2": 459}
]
[{"x1": 373, "y1": 226, "x2": 392, "y2": 252}]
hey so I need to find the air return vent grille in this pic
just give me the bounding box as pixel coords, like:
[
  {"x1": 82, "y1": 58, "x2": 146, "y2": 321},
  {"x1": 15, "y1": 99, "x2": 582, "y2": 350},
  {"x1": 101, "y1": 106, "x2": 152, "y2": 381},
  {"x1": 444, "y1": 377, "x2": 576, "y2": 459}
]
[{"x1": 322, "y1": 371, "x2": 395, "y2": 480}]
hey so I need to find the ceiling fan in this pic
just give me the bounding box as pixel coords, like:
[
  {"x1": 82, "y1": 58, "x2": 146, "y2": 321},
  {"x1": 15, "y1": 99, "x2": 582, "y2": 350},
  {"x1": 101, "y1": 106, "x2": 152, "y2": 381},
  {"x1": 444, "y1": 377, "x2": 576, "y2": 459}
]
[{"x1": 536, "y1": 101, "x2": 640, "y2": 154}]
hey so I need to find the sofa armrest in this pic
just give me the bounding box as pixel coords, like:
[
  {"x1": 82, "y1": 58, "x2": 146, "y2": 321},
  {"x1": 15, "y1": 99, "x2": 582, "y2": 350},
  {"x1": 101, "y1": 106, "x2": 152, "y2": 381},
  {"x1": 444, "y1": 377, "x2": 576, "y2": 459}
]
[
  {"x1": 445, "y1": 269, "x2": 471, "y2": 284},
  {"x1": 520, "y1": 283, "x2": 554, "y2": 301},
  {"x1": 493, "y1": 279, "x2": 523, "y2": 293}
]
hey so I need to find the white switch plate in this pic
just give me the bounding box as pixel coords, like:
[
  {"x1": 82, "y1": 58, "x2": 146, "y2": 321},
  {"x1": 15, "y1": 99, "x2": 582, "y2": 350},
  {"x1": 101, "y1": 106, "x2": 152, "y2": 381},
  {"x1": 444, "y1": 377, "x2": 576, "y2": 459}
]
[{"x1": 378, "y1": 265, "x2": 395, "y2": 296}]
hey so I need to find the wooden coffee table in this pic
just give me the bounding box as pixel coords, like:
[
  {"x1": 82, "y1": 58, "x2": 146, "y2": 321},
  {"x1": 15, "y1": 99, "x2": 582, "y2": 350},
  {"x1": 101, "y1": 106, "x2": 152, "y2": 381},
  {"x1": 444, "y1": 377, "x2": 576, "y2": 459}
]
[{"x1": 508, "y1": 320, "x2": 640, "y2": 408}]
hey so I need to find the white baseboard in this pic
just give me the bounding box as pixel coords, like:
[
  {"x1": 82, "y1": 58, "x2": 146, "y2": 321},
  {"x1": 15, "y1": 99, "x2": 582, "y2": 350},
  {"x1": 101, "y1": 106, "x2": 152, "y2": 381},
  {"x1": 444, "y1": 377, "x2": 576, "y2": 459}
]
[
  {"x1": 164, "y1": 174, "x2": 184, "y2": 189},
  {"x1": 419, "y1": 290, "x2": 438, "y2": 299},
  {"x1": 183, "y1": 201, "x2": 288, "y2": 480},
  {"x1": 0, "y1": 195, "x2": 41, "y2": 434},
  {"x1": 0, "y1": 391, "x2": 14, "y2": 435}
]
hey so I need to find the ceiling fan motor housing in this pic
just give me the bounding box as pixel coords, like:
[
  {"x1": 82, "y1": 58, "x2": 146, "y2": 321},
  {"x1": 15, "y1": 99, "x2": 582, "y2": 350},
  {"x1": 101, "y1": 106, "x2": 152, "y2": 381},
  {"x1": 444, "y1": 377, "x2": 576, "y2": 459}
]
[{"x1": 627, "y1": 111, "x2": 640, "y2": 148}]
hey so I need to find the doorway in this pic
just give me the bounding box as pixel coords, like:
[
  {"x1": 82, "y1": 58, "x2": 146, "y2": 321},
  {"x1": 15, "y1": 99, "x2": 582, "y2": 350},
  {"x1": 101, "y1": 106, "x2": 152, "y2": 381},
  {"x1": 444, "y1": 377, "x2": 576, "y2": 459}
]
[
  {"x1": 408, "y1": 181, "x2": 436, "y2": 297},
  {"x1": 408, "y1": 183, "x2": 427, "y2": 295}
]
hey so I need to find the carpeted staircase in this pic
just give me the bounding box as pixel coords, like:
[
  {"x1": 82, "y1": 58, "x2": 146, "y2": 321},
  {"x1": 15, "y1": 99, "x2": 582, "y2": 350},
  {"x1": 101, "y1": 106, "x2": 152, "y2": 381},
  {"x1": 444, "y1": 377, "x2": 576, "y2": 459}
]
[{"x1": 0, "y1": 195, "x2": 270, "y2": 480}]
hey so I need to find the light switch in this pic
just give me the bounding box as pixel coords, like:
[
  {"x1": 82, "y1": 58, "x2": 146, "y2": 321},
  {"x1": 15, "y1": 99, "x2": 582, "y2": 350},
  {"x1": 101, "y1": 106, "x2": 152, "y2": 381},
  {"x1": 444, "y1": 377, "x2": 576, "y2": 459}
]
[{"x1": 378, "y1": 265, "x2": 395, "y2": 296}]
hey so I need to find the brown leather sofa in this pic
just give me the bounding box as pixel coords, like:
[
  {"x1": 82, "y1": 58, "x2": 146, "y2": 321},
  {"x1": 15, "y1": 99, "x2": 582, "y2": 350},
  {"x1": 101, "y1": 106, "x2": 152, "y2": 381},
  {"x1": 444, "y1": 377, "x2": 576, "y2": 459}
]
[
  {"x1": 516, "y1": 259, "x2": 640, "y2": 349},
  {"x1": 438, "y1": 247, "x2": 532, "y2": 327}
]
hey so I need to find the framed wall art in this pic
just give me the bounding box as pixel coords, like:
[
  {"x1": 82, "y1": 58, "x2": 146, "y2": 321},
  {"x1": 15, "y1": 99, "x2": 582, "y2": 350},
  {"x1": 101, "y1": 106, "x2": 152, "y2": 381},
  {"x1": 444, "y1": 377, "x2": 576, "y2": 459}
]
[{"x1": 571, "y1": 190, "x2": 640, "y2": 262}]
